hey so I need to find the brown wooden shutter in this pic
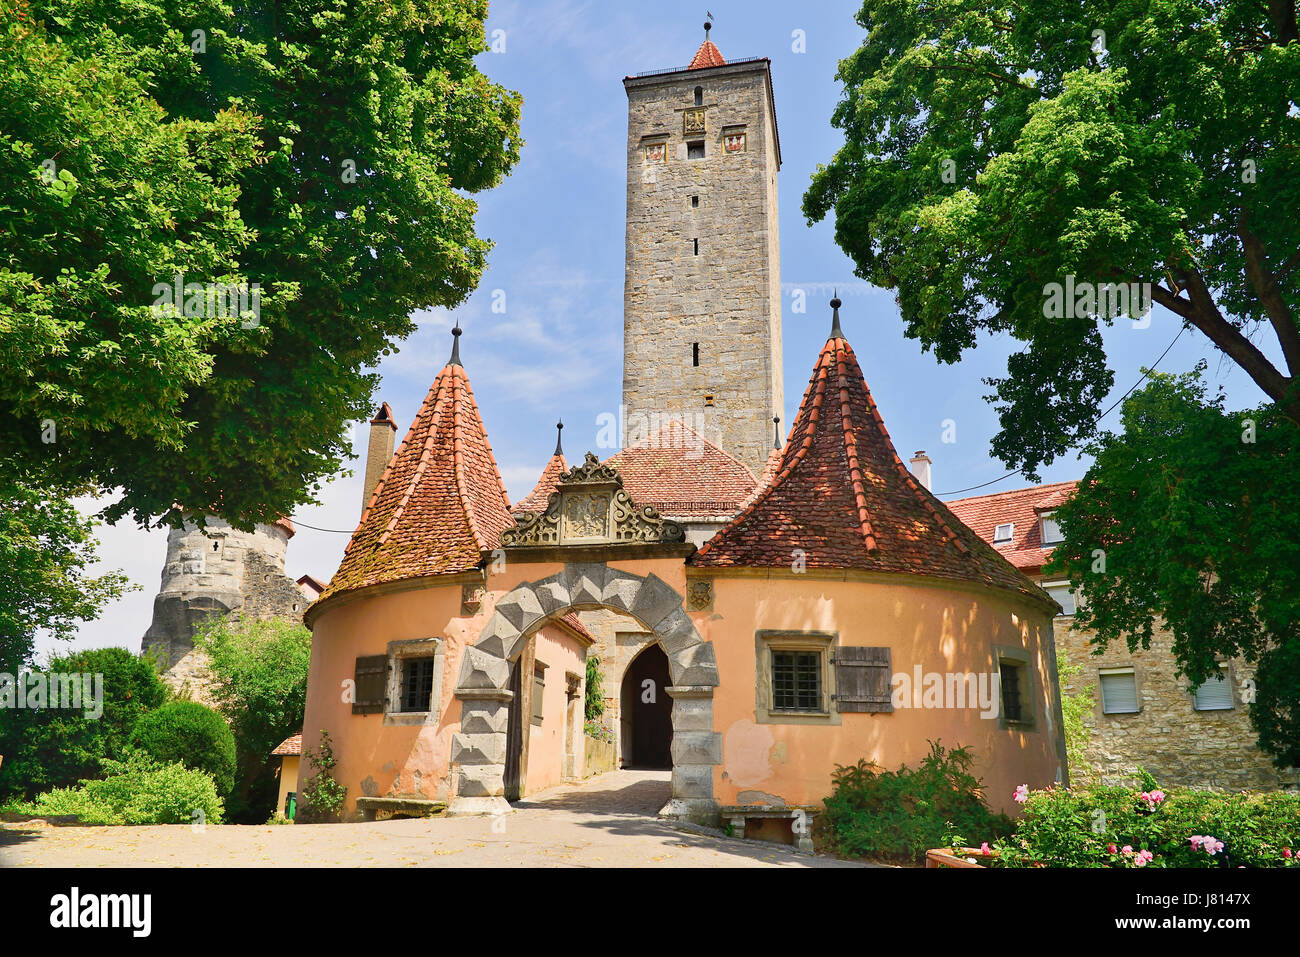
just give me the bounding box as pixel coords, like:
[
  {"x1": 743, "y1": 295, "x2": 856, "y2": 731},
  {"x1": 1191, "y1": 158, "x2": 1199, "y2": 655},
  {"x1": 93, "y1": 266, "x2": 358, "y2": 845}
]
[
  {"x1": 834, "y1": 647, "x2": 893, "y2": 713},
  {"x1": 353, "y1": 655, "x2": 388, "y2": 714}
]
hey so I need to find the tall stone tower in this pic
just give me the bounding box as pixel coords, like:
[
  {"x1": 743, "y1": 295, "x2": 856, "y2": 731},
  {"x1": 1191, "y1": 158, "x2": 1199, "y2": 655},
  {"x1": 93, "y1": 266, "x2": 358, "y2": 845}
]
[{"x1": 621, "y1": 24, "x2": 783, "y2": 477}]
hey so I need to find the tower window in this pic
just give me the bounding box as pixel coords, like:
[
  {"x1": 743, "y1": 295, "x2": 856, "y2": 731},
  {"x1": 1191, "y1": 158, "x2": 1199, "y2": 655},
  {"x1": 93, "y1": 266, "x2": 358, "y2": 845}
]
[
  {"x1": 692, "y1": 343, "x2": 699, "y2": 367},
  {"x1": 687, "y1": 140, "x2": 705, "y2": 160},
  {"x1": 694, "y1": 86, "x2": 703, "y2": 106},
  {"x1": 693, "y1": 238, "x2": 699, "y2": 256},
  {"x1": 691, "y1": 195, "x2": 699, "y2": 208}
]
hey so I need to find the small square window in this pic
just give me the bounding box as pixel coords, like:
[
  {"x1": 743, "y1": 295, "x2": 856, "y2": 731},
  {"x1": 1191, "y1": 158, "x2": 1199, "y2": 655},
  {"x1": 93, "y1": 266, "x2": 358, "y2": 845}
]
[
  {"x1": 687, "y1": 140, "x2": 705, "y2": 160},
  {"x1": 993, "y1": 522, "x2": 1015, "y2": 544},
  {"x1": 1193, "y1": 665, "x2": 1234, "y2": 711},
  {"x1": 1041, "y1": 512, "x2": 1064, "y2": 545},
  {"x1": 1043, "y1": 580, "x2": 1076, "y2": 616},
  {"x1": 400, "y1": 657, "x2": 435, "y2": 712},
  {"x1": 772, "y1": 650, "x2": 822, "y2": 712},
  {"x1": 1099, "y1": 669, "x2": 1139, "y2": 714},
  {"x1": 691, "y1": 195, "x2": 699, "y2": 208}
]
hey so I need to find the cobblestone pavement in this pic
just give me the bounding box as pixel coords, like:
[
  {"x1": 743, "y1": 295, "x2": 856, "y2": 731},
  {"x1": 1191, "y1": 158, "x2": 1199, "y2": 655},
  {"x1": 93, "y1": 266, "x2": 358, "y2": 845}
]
[{"x1": 0, "y1": 770, "x2": 867, "y2": 868}]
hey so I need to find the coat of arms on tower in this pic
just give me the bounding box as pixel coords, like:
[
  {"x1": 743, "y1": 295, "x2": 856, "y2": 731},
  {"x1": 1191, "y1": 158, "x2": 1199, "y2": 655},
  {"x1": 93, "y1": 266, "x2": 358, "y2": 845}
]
[{"x1": 683, "y1": 108, "x2": 706, "y2": 135}]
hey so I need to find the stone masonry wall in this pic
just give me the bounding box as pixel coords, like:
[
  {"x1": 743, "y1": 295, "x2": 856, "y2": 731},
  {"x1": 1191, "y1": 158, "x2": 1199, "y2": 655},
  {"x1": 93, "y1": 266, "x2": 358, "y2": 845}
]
[
  {"x1": 622, "y1": 62, "x2": 783, "y2": 477},
  {"x1": 573, "y1": 607, "x2": 655, "y2": 766},
  {"x1": 1057, "y1": 615, "x2": 1299, "y2": 791}
]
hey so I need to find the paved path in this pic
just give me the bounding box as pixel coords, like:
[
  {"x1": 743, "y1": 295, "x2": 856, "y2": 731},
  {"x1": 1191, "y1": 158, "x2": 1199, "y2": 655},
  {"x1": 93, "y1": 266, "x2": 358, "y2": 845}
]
[{"x1": 0, "y1": 770, "x2": 864, "y2": 868}]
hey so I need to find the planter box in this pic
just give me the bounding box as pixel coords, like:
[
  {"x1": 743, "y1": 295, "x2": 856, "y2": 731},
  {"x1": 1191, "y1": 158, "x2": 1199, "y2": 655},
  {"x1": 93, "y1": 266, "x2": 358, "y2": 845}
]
[
  {"x1": 584, "y1": 734, "x2": 616, "y2": 776},
  {"x1": 925, "y1": 847, "x2": 998, "y2": 868}
]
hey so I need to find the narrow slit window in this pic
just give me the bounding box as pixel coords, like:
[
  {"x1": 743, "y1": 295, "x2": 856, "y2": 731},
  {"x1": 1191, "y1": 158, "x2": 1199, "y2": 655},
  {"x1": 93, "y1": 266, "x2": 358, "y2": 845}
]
[
  {"x1": 694, "y1": 86, "x2": 703, "y2": 106},
  {"x1": 692, "y1": 342, "x2": 699, "y2": 367},
  {"x1": 693, "y1": 238, "x2": 699, "y2": 256},
  {"x1": 691, "y1": 195, "x2": 700, "y2": 208}
]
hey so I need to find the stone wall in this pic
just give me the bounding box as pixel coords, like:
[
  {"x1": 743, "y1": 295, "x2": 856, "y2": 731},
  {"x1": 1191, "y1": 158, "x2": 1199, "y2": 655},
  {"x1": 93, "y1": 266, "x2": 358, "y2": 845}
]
[
  {"x1": 1056, "y1": 616, "x2": 1299, "y2": 791},
  {"x1": 622, "y1": 61, "x2": 783, "y2": 477},
  {"x1": 573, "y1": 606, "x2": 654, "y2": 766}
]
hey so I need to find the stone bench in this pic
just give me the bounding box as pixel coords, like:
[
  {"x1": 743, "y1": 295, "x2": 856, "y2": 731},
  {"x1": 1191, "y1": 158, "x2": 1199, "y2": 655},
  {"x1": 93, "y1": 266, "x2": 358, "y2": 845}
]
[
  {"x1": 719, "y1": 804, "x2": 819, "y2": 853},
  {"x1": 356, "y1": 797, "x2": 447, "y2": 822}
]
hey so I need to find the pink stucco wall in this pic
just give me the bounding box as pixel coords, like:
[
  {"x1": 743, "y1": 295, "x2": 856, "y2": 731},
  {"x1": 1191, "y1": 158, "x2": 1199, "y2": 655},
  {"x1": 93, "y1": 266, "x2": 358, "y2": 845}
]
[{"x1": 524, "y1": 627, "x2": 587, "y2": 794}]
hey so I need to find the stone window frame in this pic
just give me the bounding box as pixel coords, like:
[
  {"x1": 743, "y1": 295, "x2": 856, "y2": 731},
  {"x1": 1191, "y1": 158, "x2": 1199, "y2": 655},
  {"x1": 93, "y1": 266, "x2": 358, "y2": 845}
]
[
  {"x1": 686, "y1": 139, "x2": 706, "y2": 160},
  {"x1": 1097, "y1": 666, "x2": 1142, "y2": 716},
  {"x1": 382, "y1": 637, "x2": 444, "y2": 727},
  {"x1": 992, "y1": 644, "x2": 1038, "y2": 732},
  {"x1": 1190, "y1": 661, "x2": 1236, "y2": 712},
  {"x1": 754, "y1": 630, "x2": 841, "y2": 726}
]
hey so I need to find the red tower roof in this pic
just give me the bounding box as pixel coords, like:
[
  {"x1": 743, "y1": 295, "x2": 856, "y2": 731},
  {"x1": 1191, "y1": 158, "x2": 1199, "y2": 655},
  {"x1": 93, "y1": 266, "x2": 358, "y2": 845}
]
[
  {"x1": 604, "y1": 420, "x2": 757, "y2": 518},
  {"x1": 320, "y1": 338, "x2": 513, "y2": 600},
  {"x1": 691, "y1": 305, "x2": 1046, "y2": 604},
  {"x1": 513, "y1": 450, "x2": 569, "y2": 514},
  {"x1": 689, "y1": 39, "x2": 727, "y2": 70}
]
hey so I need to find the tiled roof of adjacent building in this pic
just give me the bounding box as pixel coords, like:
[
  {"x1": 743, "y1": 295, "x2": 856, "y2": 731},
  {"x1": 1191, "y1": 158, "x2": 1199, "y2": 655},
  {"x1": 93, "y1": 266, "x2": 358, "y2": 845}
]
[
  {"x1": 272, "y1": 733, "x2": 302, "y2": 756},
  {"x1": 691, "y1": 302, "x2": 1048, "y2": 605},
  {"x1": 554, "y1": 612, "x2": 595, "y2": 643},
  {"x1": 945, "y1": 481, "x2": 1079, "y2": 574},
  {"x1": 689, "y1": 38, "x2": 727, "y2": 70},
  {"x1": 514, "y1": 450, "x2": 568, "y2": 514},
  {"x1": 603, "y1": 420, "x2": 758, "y2": 519},
  {"x1": 318, "y1": 332, "x2": 514, "y2": 602}
]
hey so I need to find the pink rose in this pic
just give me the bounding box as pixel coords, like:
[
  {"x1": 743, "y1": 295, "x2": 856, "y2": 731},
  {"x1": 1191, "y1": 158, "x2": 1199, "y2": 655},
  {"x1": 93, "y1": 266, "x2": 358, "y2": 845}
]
[
  {"x1": 980, "y1": 842, "x2": 991, "y2": 855},
  {"x1": 1122, "y1": 845, "x2": 1133, "y2": 856},
  {"x1": 1134, "y1": 850, "x2": 1153, "y2": 867},
  {"x1": 1013, "y1": 784, "x2": 1029, "y2": 804},
  {"x1": 1283, "y1": 848, "x2": 1293, "y2": 859},
  {"x1": 1107, "y1": 843, "x2": 1117, "y2": 854}
]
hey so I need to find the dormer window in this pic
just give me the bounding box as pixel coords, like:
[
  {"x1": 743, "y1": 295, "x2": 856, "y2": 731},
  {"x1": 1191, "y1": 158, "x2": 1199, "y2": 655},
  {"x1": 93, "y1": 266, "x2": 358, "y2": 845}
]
[
  {"x1": 993, "y1": 522, "x2": 1014, "y2": 544},
  {"x1": 1040, "y1": 511, "x2": 1063, "y2": 545}
]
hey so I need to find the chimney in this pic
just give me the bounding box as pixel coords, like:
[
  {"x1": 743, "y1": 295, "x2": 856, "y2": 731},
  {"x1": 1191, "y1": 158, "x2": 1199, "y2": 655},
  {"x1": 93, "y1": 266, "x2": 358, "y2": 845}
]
[
  {"x1": 909, "y1": 450, "x2": 932, "y2": 491},
  {"x1": 363, "y1": 402, "x2": 398, "y2": 512}
]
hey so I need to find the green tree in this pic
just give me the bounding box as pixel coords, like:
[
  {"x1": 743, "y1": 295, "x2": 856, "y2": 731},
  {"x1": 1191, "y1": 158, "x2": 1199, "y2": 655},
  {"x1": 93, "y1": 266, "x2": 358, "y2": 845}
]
[
  {"x1": 195, "y1": 616, "x2": 311, "y2": 821},
  {"x1": 1055, "y1": 646, "x2": 1095, "y2": 784},
  {"x1": 806, "y1": 0, "x2": 1300, "y2": 473},
  {"x1": 1050, "y1": 367, "x2": 1300, "y2": 767},
  {"x1": 0, "y1": 646, "x2": 167, "y2": 799},
  {"x1": 0, "y1": 464, "x2": 133, "y2": 671},
  {"x1": 1, "y1": 0, "x2": 522, "y2": 528},
  {"x1": 132, "y1": 699, "x2": 237, "y2": 795}
]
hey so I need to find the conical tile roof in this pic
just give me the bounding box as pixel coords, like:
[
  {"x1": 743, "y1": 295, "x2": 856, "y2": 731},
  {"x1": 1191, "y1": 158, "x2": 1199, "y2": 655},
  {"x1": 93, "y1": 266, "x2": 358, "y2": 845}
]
[
  {"x1": 514, "y1": 451, "x2": 568, "y2": 515},
  {"x1": 320, "y1": 333, "x2": 514, "y2": 600},
  {"x1": 689, "y1": 38, "x2": 727, "y2": 69},
  {"x1": 692, "y1": 303, "x2": 1046, "y2": 604}
]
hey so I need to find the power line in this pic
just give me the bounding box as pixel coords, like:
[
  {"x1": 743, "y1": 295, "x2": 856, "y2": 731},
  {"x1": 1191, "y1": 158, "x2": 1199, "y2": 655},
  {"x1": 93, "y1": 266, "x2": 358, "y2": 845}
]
[
  {"x1": 934, "y1": 324, "x2": 1188, "y2": 497},
  {"x1": 289, "y1": 517, "x2": 357, "y2": 534}
]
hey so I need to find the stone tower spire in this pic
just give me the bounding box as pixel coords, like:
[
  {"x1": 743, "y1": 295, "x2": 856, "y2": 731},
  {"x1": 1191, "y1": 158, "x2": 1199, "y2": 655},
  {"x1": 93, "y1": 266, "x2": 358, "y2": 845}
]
[{"x1": 621, "y1": 29, "x2": 783, "y2": 476}]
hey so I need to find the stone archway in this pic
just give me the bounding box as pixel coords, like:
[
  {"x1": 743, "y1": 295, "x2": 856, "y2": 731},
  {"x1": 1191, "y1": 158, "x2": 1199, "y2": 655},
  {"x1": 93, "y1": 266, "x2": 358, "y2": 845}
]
[{"x1": 447, "y1": 563, "x2": 720, "y2": 823}]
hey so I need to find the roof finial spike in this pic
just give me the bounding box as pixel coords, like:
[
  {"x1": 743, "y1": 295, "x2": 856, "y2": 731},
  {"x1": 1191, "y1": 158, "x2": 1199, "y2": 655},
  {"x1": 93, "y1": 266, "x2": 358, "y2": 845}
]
[
  {"x1": 773, "y1": 415, "x2": 782, "y2": 449},
  {"x1": 829, "y1": 291, "x2": 844, "y2": 339},
  {"x1": 554, "y1": 419, "x2": 564, "y2": 457},
  {"x1": 704, "y1": 12, "x2": 713, "y2": 38},
  {"x1": 449, "y1": 324, "x2": 463, "y2": 366}
]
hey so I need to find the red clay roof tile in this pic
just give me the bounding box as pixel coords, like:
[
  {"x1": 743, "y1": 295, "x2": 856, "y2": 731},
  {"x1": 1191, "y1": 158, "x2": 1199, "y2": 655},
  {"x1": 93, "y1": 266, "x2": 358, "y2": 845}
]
[
  {"x1": 691, "y1": 319, "x2": 1047, "y2": 603},
  {"x1": 945, "y1": 481, "x2": 1078, "y2": 574},
  {"x1": 603, "y1": 420, "x2": 757, "y2": 518},
  {"x1": 513, "y1": 451, "x2": 568, "y2": 515},
  {"x1": 319, "y1": 357, "x2": 513, "y2": 601},
  {"x1": 272, "y1": 733, "x2": 302, "y2": 756},
  {"x1": 688, "y1": 39, "x2": 727, "y2": 70}
]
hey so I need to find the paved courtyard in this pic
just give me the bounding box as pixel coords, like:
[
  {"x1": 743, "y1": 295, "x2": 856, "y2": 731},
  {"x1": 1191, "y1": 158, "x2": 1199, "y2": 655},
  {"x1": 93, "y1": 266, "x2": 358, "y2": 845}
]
[{"x1": 0, "y1": 770, "x2": 865, "y2": 868}]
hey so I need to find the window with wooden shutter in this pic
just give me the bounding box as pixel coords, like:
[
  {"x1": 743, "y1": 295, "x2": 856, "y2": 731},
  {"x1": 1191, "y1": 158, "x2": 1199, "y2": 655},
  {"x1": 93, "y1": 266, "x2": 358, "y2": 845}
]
[
  {"x1": 531, "y1": 664, "x2": 546, "y2": 726},
  {"x1": 352, "y1": 655, "x2": 388, "y2": 715},
  {"x1": 834, "y1": 646, "x2": 893, "y2": 713}
]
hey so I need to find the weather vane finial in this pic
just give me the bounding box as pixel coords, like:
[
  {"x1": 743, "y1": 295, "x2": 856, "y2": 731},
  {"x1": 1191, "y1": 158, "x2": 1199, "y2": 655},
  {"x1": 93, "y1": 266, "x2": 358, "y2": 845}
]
[{"x1": 705, "y1": 11, "x2": 714, "y2": 37}]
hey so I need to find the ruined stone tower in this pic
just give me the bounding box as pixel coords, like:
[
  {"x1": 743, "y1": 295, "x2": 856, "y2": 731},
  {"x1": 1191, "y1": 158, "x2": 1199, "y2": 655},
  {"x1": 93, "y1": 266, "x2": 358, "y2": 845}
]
[
  {"x1": 621, "y1": 26, "x2": 783, "y2": 477},
  {"x1": 141, "y1": 515, "x2": 306, "y2": 670}
]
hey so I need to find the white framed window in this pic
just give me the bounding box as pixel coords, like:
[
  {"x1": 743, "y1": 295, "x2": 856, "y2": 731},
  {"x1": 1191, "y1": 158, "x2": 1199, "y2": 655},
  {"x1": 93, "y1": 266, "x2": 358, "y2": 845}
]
[
  {"x1": 993, "y1": 522, "x2": 1015, "y2": 544},
  {"x1": 1193, "y1": 664, "x2": 1234, "y2": 711},
  {"x1": 1042, "y1": 580, "x2": 1076, "y2": 616},
  {"x1": 1099, "y1": 668, "x2": 1140, "y2": 714},
  {"x1": 1041, "y1": 511, "x2": 1064, "y2": 545}
]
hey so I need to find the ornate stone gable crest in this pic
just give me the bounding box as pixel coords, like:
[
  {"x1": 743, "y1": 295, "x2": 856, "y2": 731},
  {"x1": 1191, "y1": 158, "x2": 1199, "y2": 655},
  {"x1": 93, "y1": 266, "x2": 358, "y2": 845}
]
[{"x1": 503, "y1": 453, "x2": 685, "y2": 547}]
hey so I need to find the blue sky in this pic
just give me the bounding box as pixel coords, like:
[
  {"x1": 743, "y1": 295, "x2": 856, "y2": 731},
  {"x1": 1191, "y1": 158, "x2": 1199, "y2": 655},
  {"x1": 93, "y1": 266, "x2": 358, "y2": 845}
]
[{"x1": 54, "y1": 0, "x2": 1283, "y2": 659}]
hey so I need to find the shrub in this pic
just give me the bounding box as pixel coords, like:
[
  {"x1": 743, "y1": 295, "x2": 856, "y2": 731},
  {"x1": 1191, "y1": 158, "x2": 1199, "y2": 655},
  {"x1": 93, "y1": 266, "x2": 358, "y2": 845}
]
[
  {"x1": 584, "y1": 654, "x2": 604, "y2": 722},
  {"x1": 194, "y1": 616, "x2": 311, "y2": 822},
  {"x1": 0, "y1": 646, "x2": 167, "y2": 799},
  {"x1": 132, "y1": 700, "x2": 237, "y2": 795},
  {"x1": 992, "y1": 774, "x2": 1300, "y2": 868},
  {"x1": 583, "y1": 719, "x2": 613, "y2": 743},
  {"x1": 295, "y1": 731, "x2": 348, "y2": 823},
  {"x1": 2, "y1": 752, "x2": 224, "y2": 825},
  {"x1": 821, "y1": 741, "x2": 1014, "y2": 864}
]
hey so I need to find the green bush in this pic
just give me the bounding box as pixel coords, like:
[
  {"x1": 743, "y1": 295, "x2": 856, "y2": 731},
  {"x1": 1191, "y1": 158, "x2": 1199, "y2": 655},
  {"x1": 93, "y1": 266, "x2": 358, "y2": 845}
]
[
  {"x1": 992, "y1": 774, "x2": 1300, "y2": 868},
  {"x1": 584, "y1": 654, "x2": 604, "y2": 722},
  {"x1": 295, "y1": 731, "x2": 348, "y2": 823},
  {"x1": 132, "y1": 700, "x2": 237, "y2": 795},
  {"x1": 2, "y1": 752, "x2": 224, "y2": 825},
  {"x1": 0, "y1": 646, "x2": 167, "y2": 800},
  {"x1": 821, "y1": 741, "x2": 1014, "y2": 864}
]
